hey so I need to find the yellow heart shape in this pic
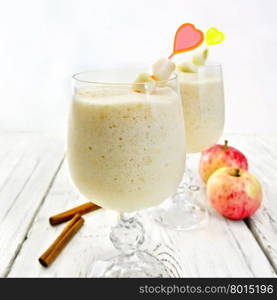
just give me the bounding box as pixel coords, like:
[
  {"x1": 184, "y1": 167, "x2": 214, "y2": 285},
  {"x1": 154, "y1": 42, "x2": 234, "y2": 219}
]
[{"x1": 206, "y1": 27, "x2": 224, "y2": 46}]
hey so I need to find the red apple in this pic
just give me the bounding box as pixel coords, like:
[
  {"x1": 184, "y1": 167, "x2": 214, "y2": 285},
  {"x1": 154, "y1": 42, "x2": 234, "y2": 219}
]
[
  {"x1": 199, "y1": 140, "x2": 248, "y2": 183},
  {"x1": 207, "y1": 167, "x2": 262, "y2": 220}
]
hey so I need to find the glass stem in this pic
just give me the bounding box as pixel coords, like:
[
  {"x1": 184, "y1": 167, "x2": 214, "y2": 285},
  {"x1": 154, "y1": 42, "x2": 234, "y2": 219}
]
[
  {"x1": 184, "y1": 154, "x2": 200, "y2": 192},
  {"x1": 172, "y1": 154, "x2": 200, "y2": 204},
  {"x1": 109, "y1": 212, "x2": 145, "y2": 255}
]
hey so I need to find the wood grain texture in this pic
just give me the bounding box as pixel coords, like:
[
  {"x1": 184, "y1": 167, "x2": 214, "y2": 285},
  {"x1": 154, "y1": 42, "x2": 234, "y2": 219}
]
[
  {"x1": 8, "y1": 133, "x2": 277, "y2": 277},
  {"x1": 139, "y1": 176, "x2": 276, "y2": 277},
  {"x1": 7, "y1": 161, "x2": 196, "y2": 277},
  {"x1": 2, "y1": 132, "x2": 277, "y2": 277},
  {"x1": 0, "y1": 133, "x2": 64, "y2": 277},
  {"x1": 223, "y1": 134, "x2": 277, "y2": 272},
  {"x1": 8, "y1": 162, "x2": 118, "y2": 277}
]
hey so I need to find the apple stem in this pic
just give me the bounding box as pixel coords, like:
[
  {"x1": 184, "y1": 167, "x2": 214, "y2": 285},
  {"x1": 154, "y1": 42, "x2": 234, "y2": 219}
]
[
  {"x1": 224, "y1": 140, "x2": 228, "y2": 150},
  {"x1": 235, "y1": 168, "x2": 240, "y2": 177}
]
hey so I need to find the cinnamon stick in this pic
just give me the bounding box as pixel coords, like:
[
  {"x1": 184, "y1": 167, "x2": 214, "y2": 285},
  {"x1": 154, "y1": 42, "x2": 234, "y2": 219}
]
[
  {"x1": 39, "y1": 214, "x2": 84, "y2": 267},
  {"x1": 49, "y1": 202, "x2": 100, "y2": 225}
]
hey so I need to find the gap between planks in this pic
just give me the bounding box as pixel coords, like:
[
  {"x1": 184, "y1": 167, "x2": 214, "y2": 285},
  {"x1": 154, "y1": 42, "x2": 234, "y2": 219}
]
[{"x1": 3, "y1": 156, "x2": 65, "y2": 277}]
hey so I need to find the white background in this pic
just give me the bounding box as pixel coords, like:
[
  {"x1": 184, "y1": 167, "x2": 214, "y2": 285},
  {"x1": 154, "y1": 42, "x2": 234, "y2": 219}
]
[{"x1": 0, "y1": 0, "x2": 276, "y2": 134}]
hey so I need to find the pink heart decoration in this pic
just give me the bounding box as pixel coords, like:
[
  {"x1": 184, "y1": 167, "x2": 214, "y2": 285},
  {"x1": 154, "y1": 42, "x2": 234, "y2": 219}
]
[{"x1": 169, "y1": 23, "x2": 204, "y2": 58}]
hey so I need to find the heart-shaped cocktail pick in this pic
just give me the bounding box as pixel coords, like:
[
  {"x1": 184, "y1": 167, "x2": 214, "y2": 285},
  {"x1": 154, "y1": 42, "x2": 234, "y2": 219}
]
[
  {"x1": 169, "y1": 23, "x2": 204, "y2": 59},
  {"x1": 206, "y1": 27, "x2": 224, "y2": 45}
]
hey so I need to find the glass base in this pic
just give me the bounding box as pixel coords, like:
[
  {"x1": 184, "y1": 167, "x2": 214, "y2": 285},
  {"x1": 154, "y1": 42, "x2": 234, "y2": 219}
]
[
  {"x1": 152, "y1": 200, "x2": 209, "y2": 231},
  {"x1": 100, "y1": 251, "x2": 170, "y2": 277}
]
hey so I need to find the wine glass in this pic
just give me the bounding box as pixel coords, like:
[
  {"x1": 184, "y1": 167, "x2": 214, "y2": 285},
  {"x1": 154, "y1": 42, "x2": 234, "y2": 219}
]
[
  {"x1": 152, "y1": 64, "x2": 225, "y2": 230},
  {"x1": 67, "y1": 69, "x2": 186, "y2": 277}
]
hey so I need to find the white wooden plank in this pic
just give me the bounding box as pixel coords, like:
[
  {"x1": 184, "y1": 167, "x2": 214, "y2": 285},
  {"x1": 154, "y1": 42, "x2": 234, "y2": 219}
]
[
  {"x1": 142, "y1": 138, "x2": 276, "y2": 277},
  {"x1": 223, "y1": 134, "x2": 277, "y2": 272},
  {"x1": 7, "y1": 161, "x2": 187, "y2": 277},
  {"x1": 0, "y1": 133, "x2": 31, "y2": 193},
  {"x1": 9, "y1": 137, "x2": 276, "y2": 277},
  {"x1": 0, "y1": 133, "x2": 64, "y2": 277},
  {"x1": 8, "y1": 162, "x2": 119, "y2": 277},
  {"x1": 140, "y1": 183, "x2": 276, "y2": 277}
]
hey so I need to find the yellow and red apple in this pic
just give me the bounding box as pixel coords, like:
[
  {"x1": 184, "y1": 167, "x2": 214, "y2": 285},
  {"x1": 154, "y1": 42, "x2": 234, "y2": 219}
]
[
  {"x1": 207, "y1": 167, "x2": 262, "y2": 220},
  {"x1": 199, "y1": 140, "x2": 248, "y2": 183}
]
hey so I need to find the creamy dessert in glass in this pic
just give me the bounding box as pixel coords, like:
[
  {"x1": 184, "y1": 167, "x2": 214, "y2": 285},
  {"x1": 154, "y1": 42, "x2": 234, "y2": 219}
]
[
  {"x1": 178, "y1": 67, "x2": 224, "y2": 154},
  {"x1": 67, "y1": 69, "x2": 186, "y2": 277},
  {"x1": 151, "y1": 61, "x2": 225, "y2": 231},
  {"x1": 144, "y1": 23, "x2": 225, "y2": 231}
]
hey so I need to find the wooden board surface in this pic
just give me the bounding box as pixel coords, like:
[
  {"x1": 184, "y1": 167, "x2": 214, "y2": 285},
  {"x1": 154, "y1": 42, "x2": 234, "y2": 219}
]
[
  {"x1": 225, "y1": 134, "x2": 277, "y2": 272},
  {"x1": 1, "y1": 132, "x2": 277, "y2": 277},
  {"x1": 0, "y1": 133, "x2": 64, "y2": 277}
]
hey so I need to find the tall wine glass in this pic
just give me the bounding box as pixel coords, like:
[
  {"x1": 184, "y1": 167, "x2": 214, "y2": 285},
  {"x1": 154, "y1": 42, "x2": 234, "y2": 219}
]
[
  {"x1": 67, "y1": 70, "x2": 186, "y2": 277},
  {"x1": 152, "y1": 64, "x2": 225, "y2": 230}
]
